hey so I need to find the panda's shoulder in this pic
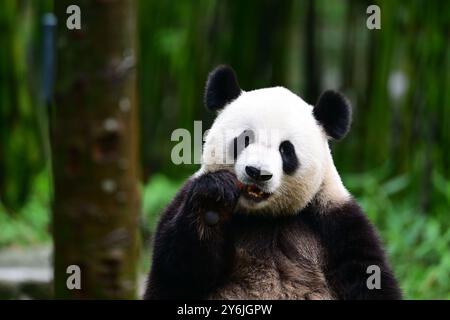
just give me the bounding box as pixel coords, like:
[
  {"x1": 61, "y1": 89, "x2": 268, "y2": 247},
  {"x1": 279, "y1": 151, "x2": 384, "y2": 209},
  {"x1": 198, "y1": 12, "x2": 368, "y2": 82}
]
[{"x1": 298, "y1": 199, "x2": 379, "y2": 245}]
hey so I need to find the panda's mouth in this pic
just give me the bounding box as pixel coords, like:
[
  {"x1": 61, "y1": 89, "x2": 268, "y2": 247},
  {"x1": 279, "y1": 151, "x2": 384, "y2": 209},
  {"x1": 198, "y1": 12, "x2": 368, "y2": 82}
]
[{"x1": 240, "y1": 183, "x2": 271, "y2": 202}]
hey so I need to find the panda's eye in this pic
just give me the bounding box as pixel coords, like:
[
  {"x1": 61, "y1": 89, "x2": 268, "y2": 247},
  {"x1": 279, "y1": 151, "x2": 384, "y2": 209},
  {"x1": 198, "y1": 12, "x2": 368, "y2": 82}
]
[
  {"x1": 279, "y1": 140, "x2": 299, "y2": 174},
  {"x1": 244, "y1": 135, "x2": 250, "y2": 148},
  {"x1": 279, "y1": 141, "x2": 291, "y2": 154},
  {"x1": 232, "y1": 130, "x2": 255, "y2": 160}
]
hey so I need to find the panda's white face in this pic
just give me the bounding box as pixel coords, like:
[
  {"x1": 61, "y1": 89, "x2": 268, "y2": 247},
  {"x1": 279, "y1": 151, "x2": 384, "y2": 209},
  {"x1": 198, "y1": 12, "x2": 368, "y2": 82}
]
[{"x1": 200, "y1": 87, "x2": 332, "y2": 214}]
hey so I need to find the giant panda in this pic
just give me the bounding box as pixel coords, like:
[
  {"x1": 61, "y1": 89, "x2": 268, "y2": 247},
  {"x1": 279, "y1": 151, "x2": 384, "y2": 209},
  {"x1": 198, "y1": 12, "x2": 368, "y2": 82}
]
[{"x1": 144, "y1": 65, "x2": 402, "y2": 300}]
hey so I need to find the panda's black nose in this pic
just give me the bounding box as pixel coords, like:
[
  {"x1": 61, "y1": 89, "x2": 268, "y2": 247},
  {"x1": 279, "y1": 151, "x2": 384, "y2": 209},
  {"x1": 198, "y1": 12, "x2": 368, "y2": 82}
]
[{"x1": 245, "y1": 166, "x2": 272, "y2": 182}]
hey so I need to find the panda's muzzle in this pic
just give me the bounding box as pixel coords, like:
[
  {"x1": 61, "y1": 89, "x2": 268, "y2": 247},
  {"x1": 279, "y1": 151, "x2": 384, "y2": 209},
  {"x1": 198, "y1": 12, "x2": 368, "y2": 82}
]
[
  {"x1": 238, "y1": 174, "x2": 272, "y2": 202},
  {"x1": 240, "y1": 184, "x2": 271, "y2": 202}
]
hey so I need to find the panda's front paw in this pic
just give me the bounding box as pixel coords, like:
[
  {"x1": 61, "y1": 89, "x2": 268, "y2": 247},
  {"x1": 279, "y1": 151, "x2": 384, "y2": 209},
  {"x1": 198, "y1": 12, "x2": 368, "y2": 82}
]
[{"x1": 187, "y1": 170, "x2": 240, "y2": 225}]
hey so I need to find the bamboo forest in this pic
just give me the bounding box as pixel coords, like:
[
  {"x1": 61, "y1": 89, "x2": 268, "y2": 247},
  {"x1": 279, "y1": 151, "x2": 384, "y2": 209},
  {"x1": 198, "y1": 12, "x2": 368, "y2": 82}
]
[{"x1": 0, "y1": 0, "x2": 449, "y2": 300}]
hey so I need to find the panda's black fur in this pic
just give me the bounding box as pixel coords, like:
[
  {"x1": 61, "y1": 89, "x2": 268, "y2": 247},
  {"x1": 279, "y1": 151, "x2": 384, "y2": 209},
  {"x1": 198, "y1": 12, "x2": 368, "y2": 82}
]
[
  {"x1": 204, "y1": 65, "x2": 241, "y2": 112},
  {"x1": 144, "y1": 66, "x2": 402, "y2": 300}
]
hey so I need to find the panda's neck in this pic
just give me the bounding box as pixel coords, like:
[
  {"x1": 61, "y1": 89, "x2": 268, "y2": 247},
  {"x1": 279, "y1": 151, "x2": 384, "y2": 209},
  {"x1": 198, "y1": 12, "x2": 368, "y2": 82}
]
[{"x1": 314, "y1": 153, "x2": 351, "y2": 211}]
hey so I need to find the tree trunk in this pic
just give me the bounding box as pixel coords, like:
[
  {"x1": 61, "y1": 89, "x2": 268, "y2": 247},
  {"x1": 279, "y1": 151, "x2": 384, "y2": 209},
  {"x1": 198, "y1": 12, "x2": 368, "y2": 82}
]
[{"x1": 52, "y1": 0, "x2": 140, "y2": 299}]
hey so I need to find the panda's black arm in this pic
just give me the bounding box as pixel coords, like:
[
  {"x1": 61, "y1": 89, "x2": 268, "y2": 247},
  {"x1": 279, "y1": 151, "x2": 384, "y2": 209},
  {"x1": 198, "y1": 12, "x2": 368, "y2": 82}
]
[
  {"x1": 319, "y1": 201, "x2": 402, "y2": 300},
  {"x1": 144, "y1": 171, "x2": 239, "y2": 299}
]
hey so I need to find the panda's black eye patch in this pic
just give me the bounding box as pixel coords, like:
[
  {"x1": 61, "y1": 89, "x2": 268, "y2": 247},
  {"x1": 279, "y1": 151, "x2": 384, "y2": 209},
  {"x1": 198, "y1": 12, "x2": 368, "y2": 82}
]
[
  {"x1": 232, "y1": 130, "x2": 255, "y2": 160},
  {"x1": 279, "y1": 140, "x2": 299, "y2": 174}
]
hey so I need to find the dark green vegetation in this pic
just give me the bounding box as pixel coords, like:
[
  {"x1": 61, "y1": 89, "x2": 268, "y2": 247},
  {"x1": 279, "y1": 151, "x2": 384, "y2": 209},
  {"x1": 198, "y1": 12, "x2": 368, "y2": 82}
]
[{"x1": 0, "y1": 0, "x2": 449, "y2": 299}]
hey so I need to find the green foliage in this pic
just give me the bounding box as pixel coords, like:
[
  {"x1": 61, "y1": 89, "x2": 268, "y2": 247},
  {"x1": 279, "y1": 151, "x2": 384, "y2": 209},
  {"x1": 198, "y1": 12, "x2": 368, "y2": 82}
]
[
  {"x1": 0, "y1": 0, "x2": 52, "y2": 211},
  {"x1": 0, "y1": 169, "x2": 51, "y2": 247},
  {"x1": 345, "y1": 169, "x2": 450, "y2": 299},
  {"x1": 141, "y1": 173, "x2": 183, "y2": 233}
]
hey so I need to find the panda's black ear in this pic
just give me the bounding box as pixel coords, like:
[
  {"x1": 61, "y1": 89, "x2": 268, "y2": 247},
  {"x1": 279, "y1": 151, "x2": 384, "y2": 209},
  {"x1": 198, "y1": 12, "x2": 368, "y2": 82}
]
[
  {"x1": 204, "y1": 65, "x2": 241, "y2": 112},
  {"x1": 313, "y1": 90, "x2": 352, "y2": 140}
]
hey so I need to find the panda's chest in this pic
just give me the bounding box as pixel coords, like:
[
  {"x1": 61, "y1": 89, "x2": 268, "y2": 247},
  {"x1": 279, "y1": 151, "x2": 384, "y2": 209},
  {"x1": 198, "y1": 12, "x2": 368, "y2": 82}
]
[{"x1": 209, "y1": 217, "x2": 334, "y2": 300}]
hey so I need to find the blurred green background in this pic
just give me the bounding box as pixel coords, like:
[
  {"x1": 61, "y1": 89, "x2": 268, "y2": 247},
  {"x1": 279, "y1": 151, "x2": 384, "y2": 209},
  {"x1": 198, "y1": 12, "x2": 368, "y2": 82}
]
[{"x1": 0, "y1": 0, "x2": 449, "y2": 299}]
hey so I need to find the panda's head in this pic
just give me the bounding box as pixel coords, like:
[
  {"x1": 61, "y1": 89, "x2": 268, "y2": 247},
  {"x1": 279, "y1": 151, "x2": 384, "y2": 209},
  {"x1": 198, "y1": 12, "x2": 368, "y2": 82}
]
[{"x1": 199, "y1": 65, "x2": 352, "y2": 215}]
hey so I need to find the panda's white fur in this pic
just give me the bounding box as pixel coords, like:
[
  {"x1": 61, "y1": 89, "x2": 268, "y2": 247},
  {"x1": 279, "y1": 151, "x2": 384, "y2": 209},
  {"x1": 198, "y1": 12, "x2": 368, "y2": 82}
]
[{"x1": 197, "y1": 86, "x2": 350, "y2": 215}]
